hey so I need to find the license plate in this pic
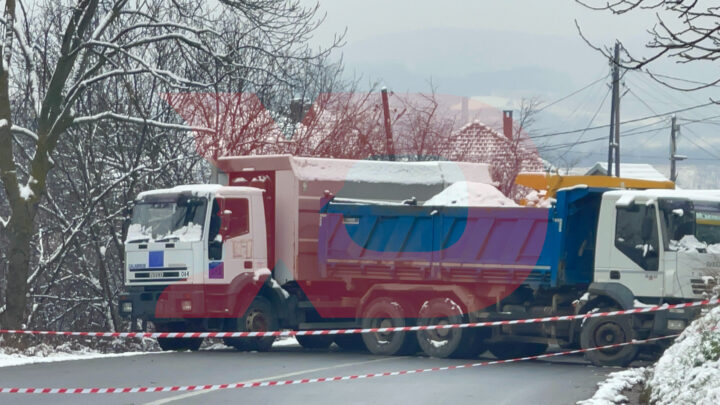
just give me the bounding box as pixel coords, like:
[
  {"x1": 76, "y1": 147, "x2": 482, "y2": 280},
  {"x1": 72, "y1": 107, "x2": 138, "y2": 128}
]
[{"x1": 149, "y1": 271, "x2": 164, "y2": 279}]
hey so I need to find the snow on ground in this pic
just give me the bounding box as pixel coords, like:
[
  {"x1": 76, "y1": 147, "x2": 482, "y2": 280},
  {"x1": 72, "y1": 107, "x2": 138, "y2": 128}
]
[
  {"x1": 201, "y1": 337, "x2": 299, "y2": 351},
  {"x1": 272, "y1": 337, "x2": 300, "y2": 347},
  {"x1": 0, "y1": 335, "x2": 301, "y2": 367},
  {"x1": 646, "y1": 305, "x2": 720, "y2": 405},
  {"x1": 0, "y1": 342, "x2": 151, "y2": 368},
  {"x1": 577, "y1": 367, "x2": 646, "y2": 405},
  {"x1": 423, "y1": 181, "x2": 517, "y2": 207},
  {"x1": 580, "y1": 305, "x2": 720, "y2": 405}
]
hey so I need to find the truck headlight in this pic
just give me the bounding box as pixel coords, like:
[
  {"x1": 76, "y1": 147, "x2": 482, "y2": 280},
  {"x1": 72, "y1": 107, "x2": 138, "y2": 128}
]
[
  {"x1": 667, "y1": 320, "x2": 686, "y2": 331},
  {"x1": 121, "y1": 302, "x2": 133, "y2": 314},
  {"x1": 181, "y1": 300, "x2": 193, "y2": 312}
]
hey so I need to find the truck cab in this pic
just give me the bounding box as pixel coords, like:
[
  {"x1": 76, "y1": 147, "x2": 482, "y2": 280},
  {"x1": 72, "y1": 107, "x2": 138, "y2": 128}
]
[
  {"x1": 121, "y1": 185, "x2": 271, "y2": 340},
  {"x1": 594, "y1": 190, "x2": 720, "y2": 303}
]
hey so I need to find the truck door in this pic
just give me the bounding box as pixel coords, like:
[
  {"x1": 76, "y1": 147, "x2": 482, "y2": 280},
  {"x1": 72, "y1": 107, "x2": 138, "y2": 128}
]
[
  {"x1": 205, "y1": 197, "x2": 254, "y2": 284},
  {"x1": 603, "y1": 202, "x2": 664, "y2": 299}
]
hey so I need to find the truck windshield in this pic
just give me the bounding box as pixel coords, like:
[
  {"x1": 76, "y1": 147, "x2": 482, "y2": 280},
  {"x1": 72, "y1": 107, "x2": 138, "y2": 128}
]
[
  {"x1": 660, "y1": 199, "x2": 720, "y2": 251},
  {"x1": 127, "y1": 194, "x2": 208, "y2": 243}
]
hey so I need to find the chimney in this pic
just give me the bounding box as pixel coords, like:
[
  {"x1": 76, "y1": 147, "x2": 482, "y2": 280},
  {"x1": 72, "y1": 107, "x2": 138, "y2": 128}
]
[
  {"x1": 503, "y1": 110, "x2": 513, "y2": 140},
  {"x1": 461, "y1": 97, "x2": 469, "y2": 125}
]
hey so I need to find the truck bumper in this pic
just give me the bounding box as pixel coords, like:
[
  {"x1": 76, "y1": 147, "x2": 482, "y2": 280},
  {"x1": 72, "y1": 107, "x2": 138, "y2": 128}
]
[
  {"x1": 651, "y1": 306, "x2": 701, "y2": 337},
  {"x1": 118, "y1": 285, "x2": 210, "y2": 322}
]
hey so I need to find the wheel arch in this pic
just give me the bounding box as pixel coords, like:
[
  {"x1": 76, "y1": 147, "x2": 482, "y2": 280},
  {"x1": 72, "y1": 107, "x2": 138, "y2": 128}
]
[
  {"x1": 581, "y1": 282, "x2": 635, "y2": 312},
  {"x1": 356, "y1": 283, "x2": 477, "y2": 320}
]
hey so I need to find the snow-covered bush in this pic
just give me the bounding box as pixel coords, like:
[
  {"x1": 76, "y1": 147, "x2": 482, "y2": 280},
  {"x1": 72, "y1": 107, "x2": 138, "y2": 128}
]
[{"x1": 646, "y1": 306, "x2": 720, "y2": 404}]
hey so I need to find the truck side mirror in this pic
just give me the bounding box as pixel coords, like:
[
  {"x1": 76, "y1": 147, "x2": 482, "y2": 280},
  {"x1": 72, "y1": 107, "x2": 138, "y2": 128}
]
[{"x1": 209, "y1": 240, "x2": 222, "y2": 260}]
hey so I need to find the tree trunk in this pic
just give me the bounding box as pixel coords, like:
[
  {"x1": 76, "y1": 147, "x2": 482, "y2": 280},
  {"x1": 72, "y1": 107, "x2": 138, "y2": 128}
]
[{"x1": 2, "y1": 201, "x2": 34, "y2": 329}]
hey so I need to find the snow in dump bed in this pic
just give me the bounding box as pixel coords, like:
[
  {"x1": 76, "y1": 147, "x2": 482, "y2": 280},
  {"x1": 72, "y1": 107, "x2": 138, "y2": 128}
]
[
  {"x1": 423, "y1": 181, "x2": 517, "y2": 207},
  {"x1": 290, "y1": 157, "x2": 493, "y2": 185},
  {"x1": 523, "y1": 189, "x2": 555, "y2": 208}
]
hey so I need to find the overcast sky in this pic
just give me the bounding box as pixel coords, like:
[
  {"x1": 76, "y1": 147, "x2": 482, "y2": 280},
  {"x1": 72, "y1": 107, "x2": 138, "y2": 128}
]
[{"x1": 301, "y1": 1, "x2": 720, "y2": 178}]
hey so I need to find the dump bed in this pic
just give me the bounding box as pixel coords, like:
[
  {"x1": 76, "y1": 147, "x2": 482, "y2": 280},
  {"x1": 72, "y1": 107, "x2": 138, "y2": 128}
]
[
  {"x1": 316, "y1": 186, "x2": 603, "y2": 310},
  {"x1": 215, "y1": 155, "x2": 493, "y2": 285},
  {"x1": 320, "y1": 202, "x2": 553, "y2": 288}
]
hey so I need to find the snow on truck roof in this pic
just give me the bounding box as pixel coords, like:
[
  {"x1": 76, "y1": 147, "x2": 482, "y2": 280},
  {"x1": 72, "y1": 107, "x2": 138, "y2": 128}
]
[
  {"x1": 604, "y1": 189, "x2": 720, "y2": 203},
  {"x1": 136, "y1": 184, "x2": 261, "y2": 200},
  {"x1": 216, "y1": 154, "x2": 493, "y2": 185}
]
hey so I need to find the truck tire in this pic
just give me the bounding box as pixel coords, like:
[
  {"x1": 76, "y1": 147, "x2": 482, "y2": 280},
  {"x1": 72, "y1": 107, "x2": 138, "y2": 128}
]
[
  {"x1": 334, "y1": 334, "x2": 367, "y2": 352},
  {"x1": 296, "y1": 335, "x2": 334, "y2": 349},
  {"x1": 361, "y1": 298, "x2": 417, "y2": 356},
  {"x1": 157, "y1": 337, "x2": 203, "y2": 352},
  {"x1": 488, "y1": 342, "x2": 548, "y2": 360},
  {"x1": 155, "y1": 323, "x2": 203, "y2": 351},
  {"x1": 580, "y1": 311, "x2": 638, "y2": 367},
  {"x1": 224, "y1": 296, "x2": 278, "y2": 352},
  {"x1": 416, "y1": 298, "x2": 477, "y2": 358}
]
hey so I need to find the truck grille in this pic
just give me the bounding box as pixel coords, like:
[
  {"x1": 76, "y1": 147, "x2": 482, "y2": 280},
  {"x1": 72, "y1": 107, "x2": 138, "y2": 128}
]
[
  {"x1": 128, "y1": 267, "x2": 188, "y2": 283},
  {"x1": 690, "y1": 278, "x2": 718, "y2": 295}
]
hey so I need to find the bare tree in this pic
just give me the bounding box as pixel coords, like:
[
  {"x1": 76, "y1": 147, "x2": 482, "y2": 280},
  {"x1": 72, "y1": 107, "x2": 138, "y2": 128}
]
[
  {"x1": 392, "y1": 89, "x2": 461, "y2": 161},
  {"x1": 0, "y1": 0, "x2": 342, "y2": 329},
  {"x1": 576, "y1": 0, "x2": 720, "y2": 90}
]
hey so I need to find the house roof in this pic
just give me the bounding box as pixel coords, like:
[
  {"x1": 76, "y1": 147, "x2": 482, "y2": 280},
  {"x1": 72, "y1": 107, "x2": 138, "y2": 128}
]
[
  {"x1": 572, "y1": 162, "x2": 670, "y2": 182},
  {"x1": 446, "y1": 121, "x2": 544, "y2": 172}
]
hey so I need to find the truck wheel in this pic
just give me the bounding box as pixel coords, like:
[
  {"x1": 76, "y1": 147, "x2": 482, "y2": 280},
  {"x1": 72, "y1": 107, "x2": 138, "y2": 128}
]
[
  {"x1": 361, "y1": 298, "x2": 417, "y2": 356},
  {"x1": 580, "y1": 312, "x2": 638, "y2": 367},
  {"x1": 155, "y1": 323, "x2": 203, "y2": 351},
  {"x1": 157, "y1": 337, "x2": 203, "y2": 352},
  {"x1": 416, "y1": 298, "x2": 476, "y2": 358},
  {"x1": 224, "y1": 296, "x2": 278, "y2": 352},
  {"x1": 296, "y1": 335, "x2": 334, "y2": 349},
  {"x1": 488, "y1": 342, "x2": 548, "y2": 360},
  {"x1": 334, "y1": 334, "x2": 367, "y2": 352}
]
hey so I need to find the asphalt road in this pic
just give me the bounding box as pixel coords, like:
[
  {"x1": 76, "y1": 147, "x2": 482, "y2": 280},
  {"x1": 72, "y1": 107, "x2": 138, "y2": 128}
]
[{"x1": 0, "y1": 343, "x2": 617, "y2": 405}]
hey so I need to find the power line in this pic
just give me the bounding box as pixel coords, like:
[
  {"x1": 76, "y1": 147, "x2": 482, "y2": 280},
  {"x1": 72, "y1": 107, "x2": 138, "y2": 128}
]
[
  {"x1": 531, "y1": 101, "x2": 715, "y2": 139},
  {"x1": 564, "y1": 87, "x2": 611, "y2": 155},
  {"x1": 536, "y1": 74, "x2": 609, "y2": 113},
  {"x1": 626, "y1": 87, "x2": 659, "y2": 116},
  {"x1": 641, "y1": 71, "x2": 720, "y2": 89},
  {"x1": 539, "y1": 124, "x2": 670, "y2": 152},
  {"x1": 680, "y1": 125, "x2": 720, "y2": 160},
  {"x1": 678, "y1": 114, "x2": 720, "y2": 124},
  {"x1": 568, "y1": 151, "x2": 718, "y2": 161}
]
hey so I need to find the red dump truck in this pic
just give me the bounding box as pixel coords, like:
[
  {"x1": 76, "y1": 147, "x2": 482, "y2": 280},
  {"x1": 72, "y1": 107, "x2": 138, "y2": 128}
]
[{"x1": 120, "y1": 155, "x2": 498, "y2": 354}]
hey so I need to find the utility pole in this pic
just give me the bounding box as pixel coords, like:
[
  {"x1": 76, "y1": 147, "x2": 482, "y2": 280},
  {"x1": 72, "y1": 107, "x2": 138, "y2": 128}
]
[
  {"x1": 607, "y1": 42, "x2": 621, "y2": 177},
  {"x1": 670, "y1": 115, "x2": 686, "y2": 183},
  {"x1": 381, "y1": 87, "x2": 395, "y2": 161}
]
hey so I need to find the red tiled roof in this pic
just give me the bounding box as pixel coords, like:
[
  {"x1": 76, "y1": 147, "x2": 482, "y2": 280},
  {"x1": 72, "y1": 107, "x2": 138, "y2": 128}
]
[{"x1": 447, "y1": 121, "x2": 544, "y2": 172}]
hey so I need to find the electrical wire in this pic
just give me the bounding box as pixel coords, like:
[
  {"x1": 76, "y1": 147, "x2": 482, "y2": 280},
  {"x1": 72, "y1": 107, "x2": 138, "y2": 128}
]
[
  {"x1": 563, "y1": 88, "x2": 611, "y2": 155},
  {"x1": 536, "y1": 74, "x2": 609, "y2": 113},
  {"x1": 531, "y1": 101, "x2": 715, "y2": 139},
  {"x1": 539, "y1": 125, "x2": 670, "y2": 152}
]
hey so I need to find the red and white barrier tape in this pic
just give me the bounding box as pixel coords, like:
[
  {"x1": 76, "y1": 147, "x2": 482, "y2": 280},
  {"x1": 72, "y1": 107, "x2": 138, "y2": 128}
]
[
  {"x1": 0, "y1": 333, "x2": 682, "y2": 394},
  {"x1": 1, "y1": 297, "x2": 716, "y2": 339}
]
